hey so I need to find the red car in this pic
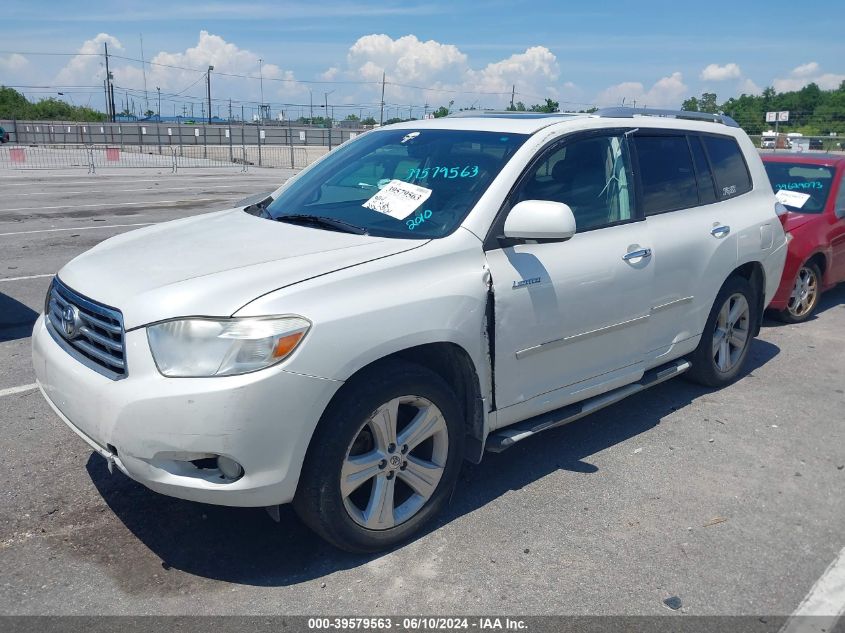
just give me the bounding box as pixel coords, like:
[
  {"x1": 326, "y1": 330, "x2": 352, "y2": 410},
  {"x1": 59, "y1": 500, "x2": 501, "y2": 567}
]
[{"x1": 762, "y1": 153, "x2": 845, "y2": 322}]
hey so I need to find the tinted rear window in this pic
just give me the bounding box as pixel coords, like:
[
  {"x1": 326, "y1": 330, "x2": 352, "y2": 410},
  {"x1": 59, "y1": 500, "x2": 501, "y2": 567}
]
[
  {"x1": 702, "y1": 135, "x2": 752, "y2": 200},
  {"x1": 633, "y1": 136, "x2": 698, "y2": 215}
]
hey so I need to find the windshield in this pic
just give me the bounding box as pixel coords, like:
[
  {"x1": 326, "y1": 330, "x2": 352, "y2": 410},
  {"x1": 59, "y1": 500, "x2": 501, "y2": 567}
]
[
  {"x1": 764, "y1": 162, "x2": 835, "y2": 213},
  {"x1": 264, "y1": 128, "x2": 528, "y2": 238}
]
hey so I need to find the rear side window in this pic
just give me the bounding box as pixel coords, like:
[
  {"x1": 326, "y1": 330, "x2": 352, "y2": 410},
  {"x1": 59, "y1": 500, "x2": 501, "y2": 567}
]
[
  {"x1": 633, "y1": 136, "x2": 698, "y2": 215},
  {"x1": 702, "y1": 135, "x2": 752, "y2": 200}
]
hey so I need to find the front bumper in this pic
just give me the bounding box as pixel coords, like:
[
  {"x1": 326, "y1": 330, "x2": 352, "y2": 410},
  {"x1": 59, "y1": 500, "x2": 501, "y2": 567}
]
[{"x1": 32, "y1": 314, "x2": 342, "y2": 507}]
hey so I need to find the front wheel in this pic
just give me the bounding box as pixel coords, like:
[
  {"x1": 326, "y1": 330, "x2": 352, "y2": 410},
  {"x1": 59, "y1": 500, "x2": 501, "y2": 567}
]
[
  {"x1": 294, "y1": 360, "x2": 464, "y2": 552},
  {"x1": 686, "y1": 276, "x2": 757, "y2": 388}
]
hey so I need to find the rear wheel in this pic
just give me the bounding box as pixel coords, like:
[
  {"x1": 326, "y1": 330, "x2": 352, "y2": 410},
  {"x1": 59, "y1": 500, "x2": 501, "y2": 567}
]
[
  {"x1": 686, "y1": 276, "x2": 757, "y2": 388},
  {"x1": 294, "y1": 360, "x2": 464, "y2": 552},
  {"x1": 777, "y1": 262, "x2": 821, "y2": 323}
]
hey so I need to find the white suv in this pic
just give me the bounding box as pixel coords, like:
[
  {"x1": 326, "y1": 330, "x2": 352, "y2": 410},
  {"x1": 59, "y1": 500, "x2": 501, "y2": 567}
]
[{"x1": 32, "y1": 109, "x2": 787, "y2": 551}]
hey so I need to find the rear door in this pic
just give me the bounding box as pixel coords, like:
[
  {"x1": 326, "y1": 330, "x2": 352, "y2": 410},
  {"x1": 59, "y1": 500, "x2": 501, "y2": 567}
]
[{"x1": 633, "y1": 132, "x2": 741, "y2": 363}]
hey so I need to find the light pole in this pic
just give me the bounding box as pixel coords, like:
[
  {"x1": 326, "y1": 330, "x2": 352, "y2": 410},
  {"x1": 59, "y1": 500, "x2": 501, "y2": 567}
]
[
  {"x1": 258, "y1": 58, "x2": 264, "y2": 122},
  {"x1": 324, "y1": 90, "x2": 335, "y2": 150},
  {"x1": 309, "y1": 89, "x2": 314, "y2": 124},
  {"x1": 206, "y1": 65, "x2": 214, "y2": 124}
]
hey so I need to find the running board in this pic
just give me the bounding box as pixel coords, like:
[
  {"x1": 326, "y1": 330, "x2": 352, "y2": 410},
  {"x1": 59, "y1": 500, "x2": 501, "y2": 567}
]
[{"x1": 485, "y1": 359, "x2": 691, "y2": 453}]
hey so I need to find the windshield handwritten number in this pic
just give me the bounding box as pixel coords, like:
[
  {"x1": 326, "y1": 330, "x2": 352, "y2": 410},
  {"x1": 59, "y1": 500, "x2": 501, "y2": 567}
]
[
  {"x1": 407, "y1": 166, "x2": 480, "y2": 181},
  {"x1": 406, "y1": 209, "x2": 433, "y2": 230}
]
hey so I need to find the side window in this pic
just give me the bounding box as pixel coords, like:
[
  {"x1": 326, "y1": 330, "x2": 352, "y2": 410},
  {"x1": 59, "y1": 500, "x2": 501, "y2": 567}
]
[
  {"x1": 837, "y1": 173, "x2": 845, "y2": 219},
  {"x1": 701, "y1": 135, "x2": 752, "y2": 200},
  {"x1": 688, "y1": 136, "x2": 717, "y2": 205},
  {"x1": 513, "y1": 134, "x2": 635, "y2": 232},
  {"x1": 633, "y1": 135, "x2": 698, "y2": 215}
]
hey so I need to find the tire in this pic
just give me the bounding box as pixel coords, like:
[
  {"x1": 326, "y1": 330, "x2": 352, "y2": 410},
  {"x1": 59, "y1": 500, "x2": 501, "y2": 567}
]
[
  {"x1": 686, "y1": 275, "x2": 757, "y2": 388},
  {"x1": 775, "y1": 261, "x2": 822, "y2": 324},
  {"x1": 293, "y1": 359, "x2": 465, "y2": 552}
]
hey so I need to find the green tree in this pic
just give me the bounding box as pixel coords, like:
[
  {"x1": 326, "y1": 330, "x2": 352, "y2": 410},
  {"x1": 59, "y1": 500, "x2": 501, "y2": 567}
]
[
  {"x1": 529, "y1": 98, "x2": 559, "y2": 113},
  {"x1": 681, "y1": 96, "x2": 700, "y2": 111},
  {"x1": 699, "y1": 92, "x2": 719, "y2": 114}
]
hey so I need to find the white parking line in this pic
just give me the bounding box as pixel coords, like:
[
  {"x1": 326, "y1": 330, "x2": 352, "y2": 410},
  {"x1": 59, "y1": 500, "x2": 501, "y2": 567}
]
[
  {"x1": 0, "y1": 273, "x2": 54, "y2": 282},
  {"x1": 0, "y1": 384, "x2": 38, "y2": 398},
  {"x1": 2, "y1": 198, "x2": 221, "y2": 212},
  {"x1": 780, "y1": 546, "x2": 845, "y2": 633},
  {"x1": 0, "y1": 223, "x2": 155, "y2": 237}
]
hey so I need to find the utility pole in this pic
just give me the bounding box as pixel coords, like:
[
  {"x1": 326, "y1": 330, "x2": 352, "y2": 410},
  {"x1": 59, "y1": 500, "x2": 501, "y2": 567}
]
[
  {"x1": 510, "y1": 84, "x2": 515, "y2": 110},
  {"x1": 155, "y1": 87, "x2": 162, "y2": 154},
  {"x1": 140, "y1": 34, "x2": 149, "y2": 114},
  {"x1": 379, "y1": 71, "x2": 386, "y2": 126},
  {"x1": 206, "y1": 65, "x2": 214, "y2": 124},
  {"x1": 309, "y1": 89, "x2": 313, "y2": 124},
  {"x1": 104, "y1": 41, "x2": 115, "y2": 121}
]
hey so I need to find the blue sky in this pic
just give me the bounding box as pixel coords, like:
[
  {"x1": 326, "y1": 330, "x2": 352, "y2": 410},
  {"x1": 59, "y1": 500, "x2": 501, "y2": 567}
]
[{"x1": 1, "y1": 0, "x2": 842, "y2": 119}]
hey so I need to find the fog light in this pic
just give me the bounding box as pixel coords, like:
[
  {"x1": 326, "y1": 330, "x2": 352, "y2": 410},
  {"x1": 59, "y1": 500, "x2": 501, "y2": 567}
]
[{"x1": 217, "y1": 455, "x2": 244, "y2": 480}]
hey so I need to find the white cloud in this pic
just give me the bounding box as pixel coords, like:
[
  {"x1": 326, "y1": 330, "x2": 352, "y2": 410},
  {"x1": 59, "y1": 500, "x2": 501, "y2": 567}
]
[
  {"x1": 53, "y1": 31, "x2": 301, "y2": 116},
  {"x1": 738, "y1": 78, "x2": 761, "y2": 95},
  {"x1": 466, "y1": 46, "x2": 559, "y2": 95},
  {"x1": 0, "y1": 53, "x2": 29, "y2": 72},
  {"x1": 773, "y1": 62, "x2": 845, "y2": 92},
  {"x1": 55, "y1": 33, "x2": 122, "y2": 85},
  {"x1": 791, "y1": 62, "x2": 819, "y2": 78},
  {"x1": 596, "y1": 72, "x2": 688, "y2": 108},
  {"x1": 700, "y1": 63, "x2": 742, "y2": 81},
  {"x1": 332, "y1": 34, "x2": 570, "y2": 109},
  {"x1": 346, "y1": 34, "x2": 468, "y2": 85}
]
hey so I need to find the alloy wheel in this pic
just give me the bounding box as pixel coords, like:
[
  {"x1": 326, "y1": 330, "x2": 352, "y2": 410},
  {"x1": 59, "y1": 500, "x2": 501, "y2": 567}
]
[
  {"x1": 787, "y1": 266, "x2": 819, "y2": 318},
  {"x1": 341, "y1": 396, "x2": 449, "y2": 530},
  {"x1": 712, "y1": 293, "x2": 750, "y2": 373}
]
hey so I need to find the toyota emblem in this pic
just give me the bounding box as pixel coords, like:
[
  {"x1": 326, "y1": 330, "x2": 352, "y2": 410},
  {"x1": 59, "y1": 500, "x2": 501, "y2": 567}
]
[{"x1": 61, "y1": 305, "x2": 81, "y2": 339}]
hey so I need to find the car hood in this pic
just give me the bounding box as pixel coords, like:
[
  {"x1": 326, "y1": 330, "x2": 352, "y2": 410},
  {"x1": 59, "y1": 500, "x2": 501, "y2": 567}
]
[
  {"x1": 782, "y1": 211, "x2": 818, "y2": 233},
  {"x1": 58, "y1": 209, "x2": 425, "y2": 329}
]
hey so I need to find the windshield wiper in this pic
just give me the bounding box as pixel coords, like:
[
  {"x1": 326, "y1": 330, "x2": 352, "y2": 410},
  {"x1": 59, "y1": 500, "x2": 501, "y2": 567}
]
[{"x1": 276, "y1": 214, "x2": 367, "y2": 235}]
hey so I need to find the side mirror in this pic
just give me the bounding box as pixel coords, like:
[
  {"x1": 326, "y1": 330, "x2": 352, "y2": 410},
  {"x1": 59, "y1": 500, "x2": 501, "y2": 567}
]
[{"x1": 503, "y1": 200, "x2": 577, "y2": 242}]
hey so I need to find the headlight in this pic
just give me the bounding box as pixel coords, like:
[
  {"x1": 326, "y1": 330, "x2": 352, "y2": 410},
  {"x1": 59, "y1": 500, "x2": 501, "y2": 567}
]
[{"x1": 147, "y1": 316, "x2": 310, "y2": 377}]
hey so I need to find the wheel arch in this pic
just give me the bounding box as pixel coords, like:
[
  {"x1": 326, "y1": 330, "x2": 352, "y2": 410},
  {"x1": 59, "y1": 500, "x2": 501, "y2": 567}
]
[
  {"x1": 730, "y1": 261, "x2": 766, "y2": 336},
  {"x1": 318, "y1": 342, "x2": 488, "y2": 466}
]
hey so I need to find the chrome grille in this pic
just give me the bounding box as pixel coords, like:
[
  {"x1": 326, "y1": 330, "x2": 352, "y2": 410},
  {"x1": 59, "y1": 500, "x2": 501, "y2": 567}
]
[{"x1": 45, "y1": 278, "x2": 127, "y2": 379}]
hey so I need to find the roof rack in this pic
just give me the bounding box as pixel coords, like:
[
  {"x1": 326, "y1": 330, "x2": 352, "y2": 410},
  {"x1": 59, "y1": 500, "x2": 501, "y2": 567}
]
[
  {"x1": 445, "y1": 110, "x2": 586, "y2": 120},
  {"x1": 594, "y1": 107, "x2": 740, "y2": 128}
]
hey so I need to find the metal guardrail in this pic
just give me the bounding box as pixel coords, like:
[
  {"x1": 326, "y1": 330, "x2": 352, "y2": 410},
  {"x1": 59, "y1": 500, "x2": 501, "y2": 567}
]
[{"x1": 0, "y1": 143, "x2": 325, "y2": 172}]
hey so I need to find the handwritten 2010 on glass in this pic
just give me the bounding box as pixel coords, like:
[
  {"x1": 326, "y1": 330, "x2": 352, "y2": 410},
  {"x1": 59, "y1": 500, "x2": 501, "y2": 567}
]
[{"x1": 408, "y1": 165, "x2": 479, "y2": 180}]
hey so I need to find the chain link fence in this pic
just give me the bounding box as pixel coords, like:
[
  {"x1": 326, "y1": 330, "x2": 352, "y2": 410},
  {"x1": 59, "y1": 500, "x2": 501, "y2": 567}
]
[{"x1": 0, "y1": 143, "x2": 326, "y2": 172}]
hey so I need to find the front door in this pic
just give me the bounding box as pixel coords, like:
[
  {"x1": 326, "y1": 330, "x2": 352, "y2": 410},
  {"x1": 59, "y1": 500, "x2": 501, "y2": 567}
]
[{"x1": 485, "y1": 131, "x2": 655, "y2": 419}]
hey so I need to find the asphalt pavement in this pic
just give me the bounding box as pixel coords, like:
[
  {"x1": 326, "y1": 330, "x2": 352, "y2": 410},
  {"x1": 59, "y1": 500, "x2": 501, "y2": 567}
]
[{"x1": 0, "y1": 166, "x2": 843, "y2": 617}]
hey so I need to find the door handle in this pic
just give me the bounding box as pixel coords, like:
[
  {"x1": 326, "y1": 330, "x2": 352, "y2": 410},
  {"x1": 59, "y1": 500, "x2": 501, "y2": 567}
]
[
  {"x1": 622, "y1": 248, "x2": 652, "y2": 261},
  {"x1": 711, "y1": 225, "x2": 731, "y2": 238}
]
